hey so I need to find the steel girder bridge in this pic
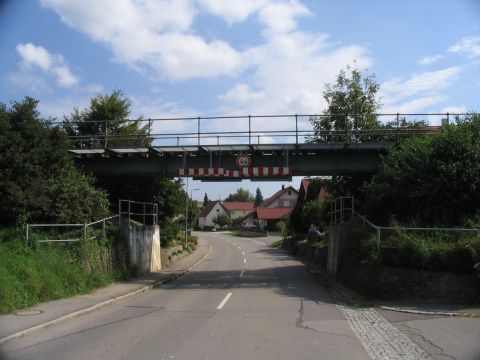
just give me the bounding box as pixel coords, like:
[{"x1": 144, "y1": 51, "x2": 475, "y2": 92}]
[{"x1": 68, "y1": 113, "x2": 450, "y2": 180}]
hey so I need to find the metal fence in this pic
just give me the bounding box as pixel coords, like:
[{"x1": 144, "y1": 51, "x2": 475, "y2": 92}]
[
  {"x1": 26, "y1": 199, "x2": 158, "y2": 244},
  {"x1": 118, "y1": 199, "x2": 158, "y2": 226},
  {"x1": 331, "y1": 196, "x2": 480, "y2": 250},
  {"x1": 62, "y1": 112, "x2": 466, "y2": 148}
]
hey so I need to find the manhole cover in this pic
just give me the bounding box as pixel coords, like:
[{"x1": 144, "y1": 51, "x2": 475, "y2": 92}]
[{"x1": 15, "y1": 310, "x2": 43, "y2": 316}]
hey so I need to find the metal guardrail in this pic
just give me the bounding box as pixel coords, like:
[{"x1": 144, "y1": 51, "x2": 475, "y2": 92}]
[
  {"x1": 26, "y1": 199, "x2": 159, "y2": 244},
  {"x1": 331, "y1": 196, "x2": 480, "y2": 251},
  {"x1": 63, "y1": 112, "x2": 466, "y2": 148}
]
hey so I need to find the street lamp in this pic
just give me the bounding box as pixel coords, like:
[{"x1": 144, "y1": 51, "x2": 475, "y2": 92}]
[{"x1": 185, "y1": 187, "x2": 199, "y2": 246}]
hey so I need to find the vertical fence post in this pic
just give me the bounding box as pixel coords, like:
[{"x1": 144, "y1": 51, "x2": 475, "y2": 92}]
[
  {"x1": 25, "y1": 224, "x2": 29, "y2": 245},
  {"x1": 118, "y1": 199, "x2": 121, "y2": 225},
  {"x1": 143, "y1": 203, "x2": 146, "y2": 225},
  {"x1": 104, "y1": 121, "x2": 108, "y2": 149},
  {"x1": 103, "y1": 219, "x2": 106, "y2": 232},
  {"x1": 148, "y1": 118, "x2": 152, "y2": 147},
  {"x1": 376, "y1": 227, "x2": 381, "y2": 251},
  {"x1": 84, "y1": 224, "x2": 87, "y2": 240},
  {"x1": 295, "y1": 114, "x2": 298, "y2": 145},
  {"x1": 248, "y1": 115, "x2": 251, "y2": 146},
  {"x1": 197, "y1": 117, "x2": 201, "y2": 146},
  {"x1": 447, "y1": 112, "x2": 450, "y2": 125},
  {"x1": 128, "y1": 200, "x2": 131, "y2": 224},
  {"x1": 396, "y1": 113, "x2": 400, "y2": 144}
]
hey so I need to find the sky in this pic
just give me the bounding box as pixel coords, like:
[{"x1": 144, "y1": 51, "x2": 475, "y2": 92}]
[{"x1": 1, "y1": 0, "x2": 479, "y2": 201}]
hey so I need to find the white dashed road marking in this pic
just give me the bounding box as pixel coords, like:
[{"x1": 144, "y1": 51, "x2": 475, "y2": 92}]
[{"x1": 216, "y1": 293, "x2": 233, "y2": 310}]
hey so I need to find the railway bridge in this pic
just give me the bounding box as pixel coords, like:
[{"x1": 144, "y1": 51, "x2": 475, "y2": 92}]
[{"x1": 68, "y1": 113, "x2": 446, "y2": 180}]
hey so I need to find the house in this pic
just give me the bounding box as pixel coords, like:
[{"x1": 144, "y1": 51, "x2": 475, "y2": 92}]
[
  {"x1": 242, "y1": 185, "x2": 299, "y2": 230},
  {"x1": 222, "y1": 202, "x2": 254, "y2": 220},
  {"x1": 198, "y1": 201, "x2": 229, "y2": 229},
  {"x1": 298, "y1": 178, "x2": 328, "y2": 204}
]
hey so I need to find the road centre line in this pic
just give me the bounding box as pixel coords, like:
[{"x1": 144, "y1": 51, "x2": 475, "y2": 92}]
[
  {"x1": 243, "y1": 258, "x2": 247, "y2": 264},
  {"x1": 242, "y1": 251, "x2": 245, "y2": 255},
  {"x1": 216, "y1": 292, "x2": 233, "y2": 310},
  {"x1": 238, "y1": 246, "x2": 241, "y2": 250}
]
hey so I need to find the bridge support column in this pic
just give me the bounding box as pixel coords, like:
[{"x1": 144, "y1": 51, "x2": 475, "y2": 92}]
[{"x1": 125, "y1": 224, "x2": 161, "y2": 273}]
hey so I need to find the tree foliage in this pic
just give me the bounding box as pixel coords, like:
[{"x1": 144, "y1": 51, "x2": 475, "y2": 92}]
[
  {"x1": 0, "y1": 97, "x2": 109, "y2": 226},
  {"x1": 225, "y1": 187, "x2": 254, "y2": 202},
  {"x1": 362, "y1": 113, "x2": 480, "y2": 227},
  {"x1": 203, "y1": 193, "x2": 209, "y2": 207},
  {"x1": 213, "y1": 213, "x2": 231, "y2": 227},
  {"x1": 310, "y1": 66, "x2": 382, "y2": 143},
  {"x1": 63, "y1": 90, "x2": 149, "y2": 148},
  {"x1": 254, "y1": 188, "x2": 264, "y2": 207}
]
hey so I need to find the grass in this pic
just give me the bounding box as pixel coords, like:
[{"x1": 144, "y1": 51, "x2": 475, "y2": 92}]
[
  {"x1": 0, "y1": 229, "x2": 125, "y2": 315},
  {"x1": 271, "y1": 240, "x2": 283, "y2": 248}
]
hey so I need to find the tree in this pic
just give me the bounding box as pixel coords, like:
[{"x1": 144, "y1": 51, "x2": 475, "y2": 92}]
[
  {"x1": 65, "y1": 90, "x2": 188, "y2": 224},
  {"x1": 309, "y1": 66, "x2": 381, "y2": 143},
  {"x1": 203, "y1": 193, "x2": 209, "y2": 207},
  {"x1": 225, "y1": 188, "x2": 254, "y2": 202},
  {"x1": 362, "y1": 113, "x2": 480, "y2": 227},
  {"x1": 213, "y1": 213, "x2": 231, "y2": 228},
  {"x1": 63, "y1": 90, "x2": 149, "y2": 148},
  {"x1": 0, "y1": 97, "x2": 109, "y2": 226},
  {"x1": 254, "y1": 188, "x2": 264, "y2": 207}
]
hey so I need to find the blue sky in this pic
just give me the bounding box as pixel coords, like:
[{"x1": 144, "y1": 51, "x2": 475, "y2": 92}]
[{"x1": 1, "y1": 0, "x2": 479, "y2": 201}]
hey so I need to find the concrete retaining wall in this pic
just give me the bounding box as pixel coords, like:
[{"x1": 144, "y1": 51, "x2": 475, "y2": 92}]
[{"x1": 127, "y1": 225, "x2": 161, "y2": 273}]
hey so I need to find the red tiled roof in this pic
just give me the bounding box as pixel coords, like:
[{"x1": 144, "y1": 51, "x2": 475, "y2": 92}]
[
  {"x1": 260, "y1": 186, "x2": 298, "y2": 208},
  {"x1": 256, "y1": 207, "x2": 293, "y2": 220},
  {"x1": 223, "y1": 202, "x2": 254, "y2": 211}
]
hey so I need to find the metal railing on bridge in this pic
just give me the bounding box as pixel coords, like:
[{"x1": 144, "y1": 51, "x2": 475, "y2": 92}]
[{"x1": 61, "y1": 112, "x2": 466, "y2": 149}]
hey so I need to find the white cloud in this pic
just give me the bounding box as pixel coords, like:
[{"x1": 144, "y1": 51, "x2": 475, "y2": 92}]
[
  {"x1": 218, "y1": 31, "x2": 372, "y2": 116},
  {"x1": 381, "y1": 66, "x2": 461, "y2": 99},
  {"x1": 258, "y1": 0, "x2": 311, "y2": 34},
  {"x1": 219, "y1": 84, "x2": 265, "y2": 103},
  {"x1": 382, "y1": 95, "x2": 447, "y2": 114},
  {"x1": 198, "y1": 0, "x2": 267, "y2": 24},
  {"x1": 41, "y1": 0, "x2": 242, "y2": 80},
  {"x1": 441, "y1": 106, "x2": 467, "y2": 114},
  {"x1": 417, "y1": 54, "x2": 443, "y2": 66},
  {"x1": 448, "y1": 36, "x2": 480, "y2": 58},
  {"x1": 15, "y1": 43, "x2": 79, "y2": 87}
]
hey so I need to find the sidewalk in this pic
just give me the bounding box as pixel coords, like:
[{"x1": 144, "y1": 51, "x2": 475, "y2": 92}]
[{"x1": 0, "y1": 240, "x2": 211, "y2": 345}]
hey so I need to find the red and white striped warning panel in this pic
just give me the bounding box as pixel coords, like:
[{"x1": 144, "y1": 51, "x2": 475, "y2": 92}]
[{"x1": 177, "y1": 167, "x2": 291, "y2": 177}]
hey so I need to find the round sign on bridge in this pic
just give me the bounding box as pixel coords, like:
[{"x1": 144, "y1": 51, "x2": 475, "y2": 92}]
[{"x1": 236, "y1": 154, "x2": 251, "y2": 168}]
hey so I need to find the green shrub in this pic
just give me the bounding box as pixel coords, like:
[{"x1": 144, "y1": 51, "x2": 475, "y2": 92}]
[
  {"x1": 0, "y1": 227, "x2": 128, "y2": 314},
  {"x1": 349, "y1": 220, "x2": 480, "y2": 273},
  {"x1": 275, "y1": 221, "x2": 288, "y2": 239}
]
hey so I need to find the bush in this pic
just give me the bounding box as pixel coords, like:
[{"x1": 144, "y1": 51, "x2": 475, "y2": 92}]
[
  {"x1": 0, "y1": 97, "x2": 109, "y2": 226},
  {"x1": 347, "y1": 219, "x2": 480, "y2": 274},
  {"x1": 275, "y1": 221, "x2": 288, "y2": 239},
  {"x1": 0, "y1": 229, "x2": 127, "y2": 314}
]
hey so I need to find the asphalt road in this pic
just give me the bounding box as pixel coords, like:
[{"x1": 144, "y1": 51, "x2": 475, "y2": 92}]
[{"x1": 1, "y1": 232, "x2": 370, "y2": 360}]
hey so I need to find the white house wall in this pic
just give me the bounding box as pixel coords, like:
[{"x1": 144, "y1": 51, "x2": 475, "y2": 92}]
[{"x1": 267, "y1": 190, "x2": 298, "y2": 208}]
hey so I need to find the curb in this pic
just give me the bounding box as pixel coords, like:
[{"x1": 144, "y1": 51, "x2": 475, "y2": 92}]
[
  {"x1": 377, "y1": 305, "x2": 480, "y2": 318},
  {"x1": 0, "y1": 243, "x2": 212, "y2": 346}
]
